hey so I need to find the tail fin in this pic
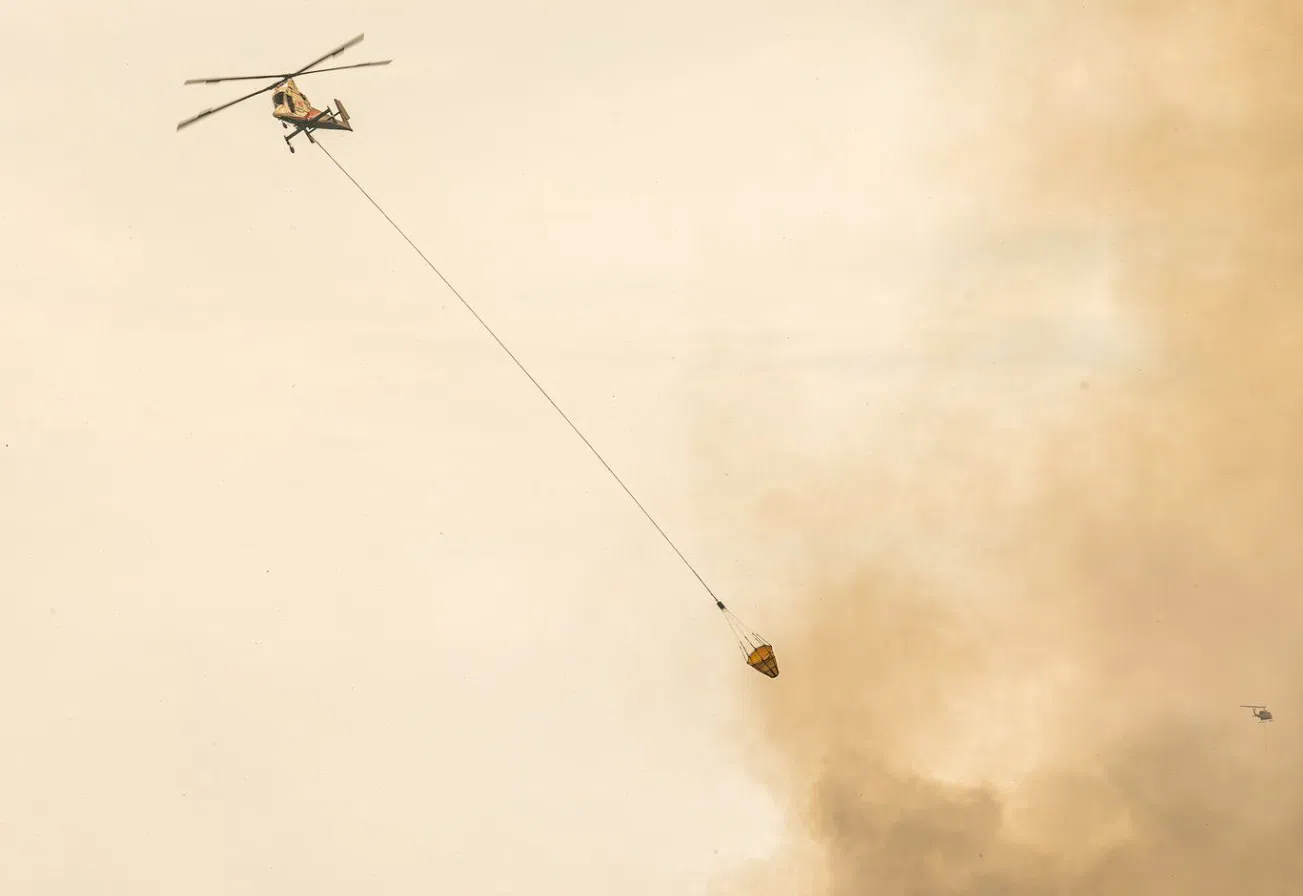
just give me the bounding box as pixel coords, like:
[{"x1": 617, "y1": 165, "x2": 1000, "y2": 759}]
[{"x1": 334, "y1": 99, "x2": 350, "y2": 125}]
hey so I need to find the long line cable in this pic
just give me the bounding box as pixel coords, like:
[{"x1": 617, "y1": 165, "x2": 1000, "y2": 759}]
[{"x1": 315, "y1": 140, "x2": 731, "y2": 612}]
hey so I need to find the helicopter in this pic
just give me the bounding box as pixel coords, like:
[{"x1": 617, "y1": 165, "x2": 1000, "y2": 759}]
[
  {"x1": 176, "y1": 33, "x2": 390, "y2": 153},
  {"x1": 1240, "y1": 704, "x2": 1273, "y2": 722}
]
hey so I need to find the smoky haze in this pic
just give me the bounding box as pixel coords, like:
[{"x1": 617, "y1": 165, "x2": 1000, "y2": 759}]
[{"x1": 704, "y1": 3, "x2": 1303, "y2": 894}]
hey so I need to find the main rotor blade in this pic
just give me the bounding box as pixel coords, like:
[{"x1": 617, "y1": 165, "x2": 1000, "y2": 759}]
[
  {"x1": 176, "y1": 80, "x2": 281, "y2": 131},
  {"x1": 185, "y1": 73, "x2": 288, "y2": 85},
  {"x1": 184, "y1": 60, "x2": 391, "y2": 85},
  {"x1": 297, "y1": 59, "x2": 393, "y2": 76},
  {"x1": 296, "y1": 33, "x2": 365, "y2": 78}
]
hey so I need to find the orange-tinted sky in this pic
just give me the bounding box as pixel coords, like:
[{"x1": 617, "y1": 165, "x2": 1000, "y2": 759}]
[{"x1": 5, "y1": 2, "x2": 1300, "y2": 894}]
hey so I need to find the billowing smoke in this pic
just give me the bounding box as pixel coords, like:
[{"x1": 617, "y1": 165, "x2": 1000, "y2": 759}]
[{"x1": 705, "y1": 3, "x2": 1303, "y2": 893}]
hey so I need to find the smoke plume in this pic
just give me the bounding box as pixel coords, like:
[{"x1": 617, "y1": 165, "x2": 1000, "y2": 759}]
[{"x1": 706, "y1": 3, "x2": 1303, "y2": 893}]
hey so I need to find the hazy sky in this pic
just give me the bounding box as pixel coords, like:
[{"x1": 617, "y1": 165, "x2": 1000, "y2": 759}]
[{"x1": 5, "y1": 1, "x2": 1299, "y2": 894}]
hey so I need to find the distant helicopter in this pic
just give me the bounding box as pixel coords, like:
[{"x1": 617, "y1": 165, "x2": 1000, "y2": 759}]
[
  {"x1": 176, "y1": 33, "x2": 390, "y2": 153},
  {"x1": 1240, "y1": 704, "x2": 1273, "y2": 722}
]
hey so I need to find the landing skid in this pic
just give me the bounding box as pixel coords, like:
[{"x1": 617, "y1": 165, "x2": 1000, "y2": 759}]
[{"x1": 283, "y1": 129, "x2": 317, "y2": 153}]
